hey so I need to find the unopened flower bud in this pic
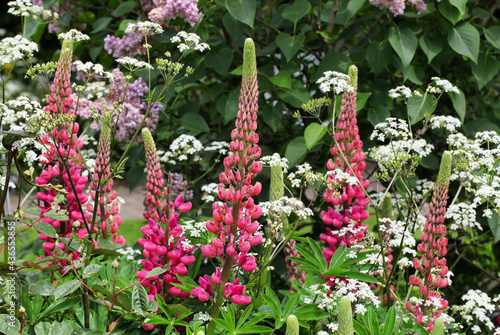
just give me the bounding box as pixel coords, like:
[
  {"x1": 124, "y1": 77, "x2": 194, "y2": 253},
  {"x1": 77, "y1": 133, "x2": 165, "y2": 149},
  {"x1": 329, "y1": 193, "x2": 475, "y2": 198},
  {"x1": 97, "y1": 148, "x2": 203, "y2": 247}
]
[{"x1": 112, "y1": 259, "x2": 120, "y2": 269}]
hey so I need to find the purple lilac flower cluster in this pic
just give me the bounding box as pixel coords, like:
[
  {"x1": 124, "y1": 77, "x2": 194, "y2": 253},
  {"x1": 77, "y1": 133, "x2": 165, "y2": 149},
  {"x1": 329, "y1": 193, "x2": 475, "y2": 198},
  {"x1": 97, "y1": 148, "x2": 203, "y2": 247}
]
[
  {"x1": 76, "y1": 68, "x2": 161, "y2": 142},
  {"x1": 369, "y1": 0, "x2": 433, "y2": 15},
  {"x1": 148, "y1": 0, "x2": 202, "y2": 26},
  {"x1": 104, "y1": 32, "x2": 146, "y2": 59}
]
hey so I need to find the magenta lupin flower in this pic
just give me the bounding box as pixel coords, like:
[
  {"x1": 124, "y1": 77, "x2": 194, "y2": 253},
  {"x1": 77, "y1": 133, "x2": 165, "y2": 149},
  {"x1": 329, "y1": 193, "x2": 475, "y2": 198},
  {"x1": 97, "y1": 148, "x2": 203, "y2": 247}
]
[
  {"x1": 142, "y1": 127, "x2": 166, "y2": 222},
  {"x1": 35, "y1": 39, "x2": 91, "y2": 263},
  {"x1": 191, "y1": 39, "x2": 262, "y2": 323},
  {"x1": 406, "y1": 152, "x2": 451, "y2": 331},
  {"x1": 138, "y1": 127, "x2": 194, "y2": 324},
  {"x1": 86, "y1": 122, "x2": 125, "y2": 244},
  {"x1": 320, "y1": 65, "x2": 370, "y2": 265}
]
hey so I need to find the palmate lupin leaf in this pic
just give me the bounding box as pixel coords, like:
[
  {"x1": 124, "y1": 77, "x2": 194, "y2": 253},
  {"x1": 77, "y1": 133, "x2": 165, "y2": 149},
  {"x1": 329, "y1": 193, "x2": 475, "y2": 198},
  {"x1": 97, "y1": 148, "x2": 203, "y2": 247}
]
[{"x1": 289, "y1": 237, "x2": 378, "y2": 283}]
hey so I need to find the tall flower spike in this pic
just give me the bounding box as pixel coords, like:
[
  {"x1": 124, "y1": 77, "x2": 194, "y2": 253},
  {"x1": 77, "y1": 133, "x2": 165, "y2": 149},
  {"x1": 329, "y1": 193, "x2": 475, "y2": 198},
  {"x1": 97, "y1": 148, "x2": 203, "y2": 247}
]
[
  {"x1": 406, "y1": 151, "x2": 452, "y2": 332},
  {"x1": 143, "y1": 127, "x2": 166, "y2": 221},
  {"x1": 36, "y1": 38, "x2": 90, "y2": 265},
  {"x1": 86, "y1": 121, "x2": 125, "y2": 244},
  {"x1": 193, "y1": 38, "x2": 263, "y2": 335},
  {"x1": 320, "y1": 65, "x2": 370, "y2": 280}
]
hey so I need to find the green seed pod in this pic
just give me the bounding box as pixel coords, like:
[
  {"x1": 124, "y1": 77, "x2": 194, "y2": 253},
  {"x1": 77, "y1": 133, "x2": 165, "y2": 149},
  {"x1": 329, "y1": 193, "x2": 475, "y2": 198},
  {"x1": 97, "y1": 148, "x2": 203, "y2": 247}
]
[
  {"x1": 286, "y1": 315, "x2": 299, "y2": 335},
  {"x1": 429, "y1": 317, "x2": 445, "y2": 335},
  {"x1": 379, "y1": 193, "x2": 393, "y2": 219},
  {"x1": 338, "y1": 296, "x2": 354, "y2": 335}
]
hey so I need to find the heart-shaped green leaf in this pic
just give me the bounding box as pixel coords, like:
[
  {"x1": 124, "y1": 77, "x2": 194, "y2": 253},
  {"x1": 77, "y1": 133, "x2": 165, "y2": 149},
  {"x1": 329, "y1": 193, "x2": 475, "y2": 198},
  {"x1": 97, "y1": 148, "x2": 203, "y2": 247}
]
[{"x1": 276, "y1": 33, "x2": 305, "y2": 62}]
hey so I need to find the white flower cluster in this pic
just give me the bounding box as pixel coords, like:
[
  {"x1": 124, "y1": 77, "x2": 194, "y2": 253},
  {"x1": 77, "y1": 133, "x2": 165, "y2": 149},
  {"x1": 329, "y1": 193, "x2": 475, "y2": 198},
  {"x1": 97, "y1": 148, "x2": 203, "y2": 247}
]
[
  {"x1": 0, "y1": 96, "x2": 47, "y2": 166},
  {"x1": 316, "y1": 71, "x2": 354, "y2": 94},
  {"x1": 260, "y1": 154, "x2": 289, "y2": 172},
  {"x1": 449, "y1": 131, "x2": 500, "y2": 216},
  {"x1": 158, "y1": 134, "x2": 203, "y2": 165},
  {"x1": 0, "y1": 35, "x2": 38, "y2": 68},
  {"x1": 201, "y1": 183, "x2": 218, "y2": 202},
  {"x1": 378, "y1": 218, "x2": 417, "y2": 269},
  {"x1": 429, "y1": 77, "x2": 460, "y2": 94},
  {"x1": 370, "y1": 139, "x2": 433, "y2": 168},
  {"x1": 429, "y1": 115, "x2": 462, "y2": 133},
  {"x1": 452, "y1": 289, "x2": 499, "y2": 332},
  {"x1": 388, "y1": 85, "x2": 412, "y2": 99},
  {"x1": 125, "y1": 21, "x2": 163, "y2": 35},
  {"x1": 370, "y1": 118, "x2": 411, "y2": 142},
  {"x1": 287, "y1": 163, "x2": 350, "y2": 188},
  {"x1": 260, "y1": 197, "x2": 313, "y2": 221},
  {"x1": 116, "y1": 56, "x2": 153, "y2": 71},
  {"x1": 204, "y1": 141, "x2": 229, "y2": 155},
  {"x1": 171, "y1": 31, "x2": 210, "y2": 53},
  {"x1": 58, "y1": 29, "x2": 90, "y2": 42},
  {"x1": 73, "y1": 60, "x2": 114, "y2": 81},
  {"x1": 7, "y1": 0, "x2": 58, "y2": 20},
  {"x1": 119, "y1": 246, "x2": 142, "y2": 262},
  {"x1": 181, "y1": 220, "x2": 207, "y2": 238},
  {"x1": 446, "y1": 203, "x2": 482, "y2": 231}
]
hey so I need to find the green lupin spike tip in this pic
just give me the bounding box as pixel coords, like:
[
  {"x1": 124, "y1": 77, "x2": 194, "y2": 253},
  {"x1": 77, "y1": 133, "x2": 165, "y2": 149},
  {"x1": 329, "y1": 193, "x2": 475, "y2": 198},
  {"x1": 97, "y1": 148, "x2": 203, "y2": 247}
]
[
  {"x1": 242, "y1": 38, "x2": 257, "y2": 87},
  {"x1": 338, "y1": 296, "x2": 354, "y2": 335},
  {"x1": 429, "y1": 317, "x2": 445, "y2": 335},
  {"x1": 141, "y1": 127, "x2": 154, "y2": 150},
  {"x1": 380, "y1": 193, "x2": 393, "y2": 219},
  {"x1": 285, "y1": 315, "x2": 299, "y2": 335},
  {"x1": 347, "y1": 65, "x2": 358, "y2": 91},
  {"x1": 270, "y1": 153, "x2": 284, "y2": 202},
  {"x1": 436, "y1": 151, "x2": 452, "y2": 187}
]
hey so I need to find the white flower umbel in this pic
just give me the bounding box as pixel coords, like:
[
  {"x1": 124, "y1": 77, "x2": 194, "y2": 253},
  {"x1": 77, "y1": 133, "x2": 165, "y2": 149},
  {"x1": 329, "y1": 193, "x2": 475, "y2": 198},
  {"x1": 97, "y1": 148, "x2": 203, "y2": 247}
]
[
  {"x1": 7, "y1": 0, "x2": 58, "y2": 20},
  {"x1": 446, "y1": 203, "x2": 482, "y2": 232},
  {"x1": 58, "y1": 29, "x2": 90, "y2": 42},
  {"x1": 371, "y1": 118, "x2": 411, "y2": 142},
  {"x1": 260, "y1": 197, "x2": 313, "y2": 221},
  {"x1": 0, "y1": 35, "x2": 38, "y2": 68},
  {"x1": 201, "y1": 183, "x2": 218, "y2": 203},
  {"x1": 388, "y1": 85, "x2": 412, "y2": 99},
  {"x1": 116, "y1": 56, "x2": 153, "y2": 71},
  {"x1": 431, "y1": 77, "x2": 460, "y2": 94},
  {"x1": 171, "y1": 31, "x2": 210, "y2": 53},
  {"x1": 316, "y1": 71, "x2": 354, "y2": 94},
  {"x1": 205, "y1": 141, "x2": 230, "y2": 155},
  {"x1": 452, "y1": 289, "x2": 499, "y2": 332},
  {"x1": 158, "y1": 134, "x2": 203, "y2": 165},
  {"x1": 125, "y1": 21, "x2": 163, "y2": 35},
  {"x1": 260, "y1": 154, "x2": 289, "y2": 172},
  {"x1": 429, "y1": 115, "x2": 462, "y2": 133},
  {"x1": 73, "y1": 60, "x2": 114, "y2": 81}
]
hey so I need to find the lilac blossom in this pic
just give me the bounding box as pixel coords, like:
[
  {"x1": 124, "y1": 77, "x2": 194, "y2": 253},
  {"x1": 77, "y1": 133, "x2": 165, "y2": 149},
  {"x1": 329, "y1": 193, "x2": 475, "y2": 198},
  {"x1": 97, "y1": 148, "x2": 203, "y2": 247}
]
[{"x1": 148, "y1": 0, "x2": 202, "y2": 26}]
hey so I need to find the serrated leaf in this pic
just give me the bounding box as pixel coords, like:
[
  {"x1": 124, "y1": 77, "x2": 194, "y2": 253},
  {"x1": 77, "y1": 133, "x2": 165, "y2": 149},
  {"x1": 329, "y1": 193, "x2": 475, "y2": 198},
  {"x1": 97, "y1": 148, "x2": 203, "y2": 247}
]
[
  {"x1": 97, "y1": 239, "x2": 124, "y2": 250},
  {"x1": 30, "y1": 280, "x2": 55, "y2": 296},
  {"x1": 83, "y1": 264, "x2": 103, "y2": 279},
  {"x1": 37, "y1": 297, "x2": 81, "y2": 321},
  {"x1": 33, "y1": 222, "x2": 58, "y2": 238},
  {"x1": 132, "y1": 284, "x2": 149, "y2": 316},
  {"x1": 282, "y1": 0, "x2": 311, "y2": 23},
  {"x1": 388, "y1": 26, "x2": 417, "y2": 69},
  {"x1": 25, "y1": 206, "x2": 41, "y2": 215},
  {"x1": 145, "y1": 267, "x2": 168, "y2": 279},
  {"x1": 225, "y1": 0, "x2": 255, "y2": 28},
  {"x1": 304, "y1": 123, "x2": 327, "y2": 150},
  {"x1": 447, "y1": 22, "x2": 479, "y2": 63},
  {"x1": 54, "y1": 279, "x2": 81, "y2": 301}
]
